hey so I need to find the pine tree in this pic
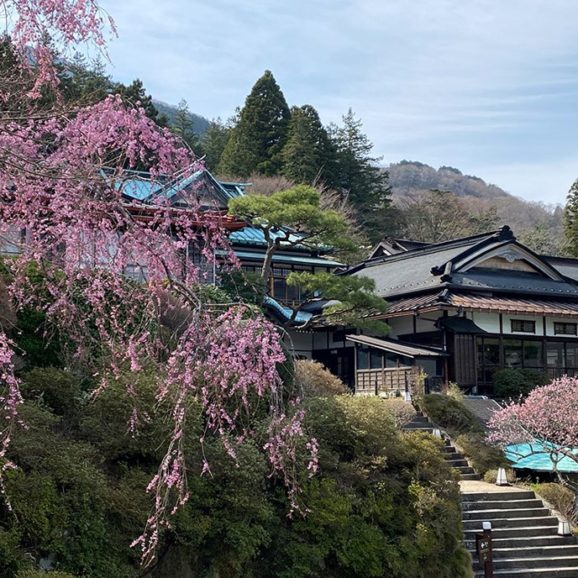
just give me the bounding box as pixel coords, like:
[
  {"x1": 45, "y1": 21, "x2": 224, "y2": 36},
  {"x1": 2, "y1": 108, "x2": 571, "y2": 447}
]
[
  {"x1": 329, "y1": 109, "x2": 392, "y2": 242},
  {"x1": 202, "y1": 117, "x2": 231, "y2": 172},
  {"x1": 172, "y1": 99, "x2": 201, "y2": 154},
  {"x1": 218, "y1": 70, "x2": 290, "y2": 178},
  {"x1": 564, "y1": 179, "x2": 578, "y2": 256},
  {"x1": 114, "y1": 79, "x2": 166, "y2": 126},
  {"x1": 281, "y1": 105, "x2": 335, "y2": 185}
]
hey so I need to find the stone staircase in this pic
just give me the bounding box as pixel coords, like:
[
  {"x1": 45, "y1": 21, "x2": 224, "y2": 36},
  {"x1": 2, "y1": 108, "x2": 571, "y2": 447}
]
[
  {"x1": 463, "y1": 488, "x2": 578, "y2": 577},
  {"x1": 403, "y1": 413, "x2": 480, "y2": 480}
]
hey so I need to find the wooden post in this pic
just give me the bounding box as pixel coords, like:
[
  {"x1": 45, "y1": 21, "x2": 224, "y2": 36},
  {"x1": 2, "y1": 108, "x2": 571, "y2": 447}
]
[{"x1": 476, "y1": 525, "x2": 493, "y2": 578}]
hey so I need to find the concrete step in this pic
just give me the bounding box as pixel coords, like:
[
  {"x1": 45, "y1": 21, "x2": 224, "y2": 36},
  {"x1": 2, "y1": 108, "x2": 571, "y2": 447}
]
[
  {"x1": 444, "y1": 451, "x2": 463, "y2": 461},
  {"x1": 489, "y1": 545, "x2": 578, "y2": 560},
  {"x1": 441, "y1": 445, "x2": 456, "y2": 453},
  {"x1": 463, "y1": 499, "x2": 544, "y2": 511},
  {"x1": 446, "y1": 458, "x2": 469, "y2": 467},
  {"x1": 463, "y1": 516, "x2": 558, "y2": 531},
  {"x1": 454, "y1": 465, "x2": 476, "y2": 474},
  {"x1": 462, "y1": 508, "x2": 551, "y2": 521},
  {"x1": 475, "y1": 569, "x2": 578, "y2": 578},
  {"x1": 475, "y1": 555, "x2": 578, "y2": 571},
  {"x1": 407, "y1": 416, "x2": 431, "y2": 424},
  {"x1": 460, "y1": 473, "x2": 481, "y2": 480},
  {"x1": 490, "y1": 536, "x2": 578, "y2": 549},
  {"x1": 402, "y1": 424, "x2": 435, "y2": 431},
  {"x1": 464, "y1": 525, "x2": 560, "y2": 540},
  {"x1": 465, "y1": 535, "x2": 574, "y2": 552},
  {"x1": 462, "y1": 491, "x2": 536, "y2": 502}
]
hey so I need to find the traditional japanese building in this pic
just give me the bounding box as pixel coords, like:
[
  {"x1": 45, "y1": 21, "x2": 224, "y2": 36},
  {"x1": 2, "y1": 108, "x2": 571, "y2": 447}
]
[{"x1": 343, "y1": 226, "x2": 578, "y2": 396}]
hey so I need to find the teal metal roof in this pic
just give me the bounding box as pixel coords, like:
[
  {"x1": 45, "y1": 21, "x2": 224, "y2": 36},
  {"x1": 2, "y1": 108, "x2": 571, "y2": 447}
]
[
  {"x1": 505, "y1": 442, "x2": 578, "y2": 473},
  {"x1": 263, "y1": 296, "x2": 312, "y2": 325},
  {"x1": 230, "y1": 227, "x2": 304, "y2": 247},
  {"x1": 233, "y1": 250, "x2": 342, "y2": 267},
  {"x1": 116, "y1": 167, "x2": 246, "y2": 207}
]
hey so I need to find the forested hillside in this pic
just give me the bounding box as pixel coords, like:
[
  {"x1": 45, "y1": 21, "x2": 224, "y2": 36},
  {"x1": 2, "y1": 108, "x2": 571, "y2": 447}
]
[{"x1": 388, "y1": 161, "x2": 565, "y2": 255}]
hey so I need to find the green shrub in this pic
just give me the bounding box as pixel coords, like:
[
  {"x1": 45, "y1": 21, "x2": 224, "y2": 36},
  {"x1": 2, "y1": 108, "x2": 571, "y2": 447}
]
[
  {"x1": 493, "y1": 368, "x2": 549, "y2": 399},
  {"x1": 382, "y1": 398, "x2": 416, "y2": 428},
  {"x1": 532, "y1": 483, "x2": 576, "y2": 522},
  {"x1": 483, "y1": 468, "x2": 517, "y2": 484},
  {"x1": 417, "y1": 394, "x2": 483, "y2": 435},
  {"x1": 294, "y1": 359, "x2": 348, "y2": 397},
  {"x1": 16, "y1": 571, "x2": 79, "y2": 578}
]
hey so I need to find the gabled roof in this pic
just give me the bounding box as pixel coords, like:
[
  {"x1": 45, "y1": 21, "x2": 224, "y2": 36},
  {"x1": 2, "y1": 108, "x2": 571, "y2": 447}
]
[
  {"x1": 348, "y1": 226, "x2": 578, "y2": 299},
  {"x1": 117, "y1": 167, "x2": 246, "y2": 210},
  {"x1": 368, "y1": 238, "x2": 430, "y2": 259}
]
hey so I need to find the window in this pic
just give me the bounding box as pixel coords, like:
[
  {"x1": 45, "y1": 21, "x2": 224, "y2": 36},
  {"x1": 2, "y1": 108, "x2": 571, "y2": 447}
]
[
  {"x1": 554, "y1": 322, "x2": 577, "y2": 336},
  {"x1": 511, "y1": 320, "x2": 535, "y2": 333}
]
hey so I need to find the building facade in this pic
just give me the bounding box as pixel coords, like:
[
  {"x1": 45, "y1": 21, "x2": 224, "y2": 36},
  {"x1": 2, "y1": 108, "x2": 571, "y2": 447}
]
[{"x1": 344, "y1": 226, "x2": 578, "y2": 395}]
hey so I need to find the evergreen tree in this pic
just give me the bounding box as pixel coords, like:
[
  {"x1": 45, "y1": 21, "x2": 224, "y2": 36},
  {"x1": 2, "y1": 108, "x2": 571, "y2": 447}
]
[
  {"x1": 172, "y1": 98, "x2": 201, "y2": 154},
  {"x1": 564, "y1": 179, "x2": 578, "y2": 257},
  {"x1": 114, "y1": 78, "x2": 166, "y2": 126},
  {"x1": 202, "y1": 117, "x2": 231, "y2": 172},
  {"x1": 329, "y1": 109, "x2": 392, "y2": 242},
  {"x1": 281, "y1": 104, "x2": 335, "y2": 185},
  {"x1": 218, "y1": 70, "x2": 290, "y2": 177}
]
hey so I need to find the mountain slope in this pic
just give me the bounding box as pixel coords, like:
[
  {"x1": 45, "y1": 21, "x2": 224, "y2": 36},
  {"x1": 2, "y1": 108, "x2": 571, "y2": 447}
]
[{"x1": 153, "y1": 99, "x2": 210, "y2": 135}]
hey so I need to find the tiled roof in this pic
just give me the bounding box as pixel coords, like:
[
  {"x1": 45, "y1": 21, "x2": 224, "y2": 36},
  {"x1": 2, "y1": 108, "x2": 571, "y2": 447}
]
[
  {"x1": 448, "y1": 293, "x2": 578, "y2": 317},
  {"x1": 383, "y1": 291, "x2": 578, "y2": 318}
]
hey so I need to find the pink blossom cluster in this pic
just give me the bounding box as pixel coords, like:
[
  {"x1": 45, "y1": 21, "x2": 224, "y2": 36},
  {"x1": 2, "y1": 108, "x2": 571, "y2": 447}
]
[
  {"x1": 488, "y1": 376, "x2": 578, "y2": 465},
  {"x1": 3, "y1": 0, "x2": 115, "y2": 95},
  {"x1": 0, "y1": 0, "x2": 319, "y2": 565}
]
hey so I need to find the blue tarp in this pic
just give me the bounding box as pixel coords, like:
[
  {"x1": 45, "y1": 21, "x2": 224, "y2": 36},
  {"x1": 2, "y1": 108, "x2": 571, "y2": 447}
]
[{"x1": 505, "y1": 442, "x2": 578, "y2": 473}]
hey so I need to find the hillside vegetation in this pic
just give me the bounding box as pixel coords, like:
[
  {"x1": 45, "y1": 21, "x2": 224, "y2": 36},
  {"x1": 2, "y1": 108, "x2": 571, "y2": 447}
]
[{"x1": 388, "y1": 161, "x2": 565, "y2": 254}]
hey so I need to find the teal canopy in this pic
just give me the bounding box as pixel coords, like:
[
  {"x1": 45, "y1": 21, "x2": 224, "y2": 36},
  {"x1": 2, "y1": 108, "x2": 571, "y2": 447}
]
[{"x1": 505, "y1": 442, "x2": 578, "y2": 473}]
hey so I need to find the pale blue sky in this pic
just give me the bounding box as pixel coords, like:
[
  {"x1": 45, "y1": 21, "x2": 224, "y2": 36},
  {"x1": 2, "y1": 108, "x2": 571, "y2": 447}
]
[{"x1": 99, "y1": 0, "x2": 578, "y2": 205}]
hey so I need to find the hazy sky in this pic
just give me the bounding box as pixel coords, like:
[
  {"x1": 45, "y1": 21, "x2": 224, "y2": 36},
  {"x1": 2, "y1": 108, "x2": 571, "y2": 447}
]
[{"x1": 98, "y1": 0, "x2": 578, "y2": 205}]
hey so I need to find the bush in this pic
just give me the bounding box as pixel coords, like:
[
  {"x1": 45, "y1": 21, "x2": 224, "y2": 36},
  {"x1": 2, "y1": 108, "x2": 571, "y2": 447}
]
[
  {"x1": 16, "y1": 571, "x2": 78, "y2": 578},
  {"x1": 493, "y1": 368, "x2": 549, "y2": 399},
  {"x1": 294, "y1": 359, "x2": 348, "y2": 397},
  {"x1": 483, "y1": 468, "x2": 517, "y2": 484},
  {"x1": 417, "y1": 394, "x2": 483, "y2": 435},
  {"x1": 382, "y1": 398, "x2": 416, "y2": 428},
  {"x1": 532, "y1": 483, "x2": 576, "y2": 522}
]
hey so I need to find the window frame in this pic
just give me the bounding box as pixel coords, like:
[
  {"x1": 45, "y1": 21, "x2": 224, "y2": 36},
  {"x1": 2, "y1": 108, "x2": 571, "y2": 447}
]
[
  {"x1": 511, "y1": 319, "x2": 536, "y2": 334},
  {"x1": 554, "y1": 322, "x2": 577, "y2": 336}
]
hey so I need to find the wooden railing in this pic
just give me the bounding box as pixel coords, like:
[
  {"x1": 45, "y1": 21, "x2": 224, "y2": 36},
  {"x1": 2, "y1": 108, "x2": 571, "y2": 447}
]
[{"x1": 355, "y1": 366, "x2": 419, "y2": 397}]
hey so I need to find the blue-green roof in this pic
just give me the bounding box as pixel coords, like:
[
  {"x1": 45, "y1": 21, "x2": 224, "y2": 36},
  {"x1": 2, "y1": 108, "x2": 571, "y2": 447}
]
[
  {"x1": 263, "y1": 296, "x2": 312, "y2": 325},
  {"x1": 233, "y1": 250, "x2": 342, "y2": 267},
  {"x1": 505, "y1": 442, "x2": 578, "y2": 473}
]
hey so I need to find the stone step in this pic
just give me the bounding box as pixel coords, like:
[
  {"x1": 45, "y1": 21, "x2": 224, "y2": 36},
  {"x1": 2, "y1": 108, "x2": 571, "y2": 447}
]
[
  {"x1": 464, "y1": 525, "x2": 560, "y2": 540},
  {"x1": 489, "y1": 545, "x2": 578, "y2": 560},
  {"x1": 441, "y1": 445, "x2": 456, "y2": 453},
  {"x1": 444, "y1": 451, "x2": 462, "y2": 461},
  {"x1": 475, "y1": 568, "x2": 578, "y2": 578},
  {"x1": 461, "y1": 473, "x2": 482, "y2": 480},
  {"x1": 402, "y1": 424, "x2": 434, "y2": 431},
  {"x1": 408, "y1": 416, "x2": 431, "y2": 424},
  {"x1": 475, "y1": 555, "x2": 578, "y2": 571},
  {"x1": 462, "y1": 508, "x2": 551, "y2": 521},
  {"x1": 463, "y1": 516, "x2": 558, "y2": 531},
  {"x1": 463, "y1": 499, "x2": 544, "y2": 511},
  {"x1": 465, "y1": 535, "x2": 574, "y2": 552},
  {"x1": 454, "y1": 465, "x2": 476, "y2": 474},
  {"x1": 462, "y1": 491, "x2": 536, "y2": 502},
  {"x1": 446, "y1": 458, "x2": 469, "y2": 467}
]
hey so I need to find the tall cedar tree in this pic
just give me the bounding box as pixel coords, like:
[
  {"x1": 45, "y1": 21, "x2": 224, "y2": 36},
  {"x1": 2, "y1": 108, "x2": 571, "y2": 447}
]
[
  {"x1": 218, "y1": 70, "x2": 290, "y2": 177},
  {"x1": 564, "y1": 179, "x2": 578, "y2": 257},
  {"x1": 202, "y1": 118, "x2": 231, "y2": 171},
  {"x1": 281, "y1": 104, "x2": 336, "y2": 185},
  {"x1": 330, "y1": 109, "x2": 392, "y2": 242},
  {"x1": 172, "y1": 99, "x2": 201, "y2": 153}
]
